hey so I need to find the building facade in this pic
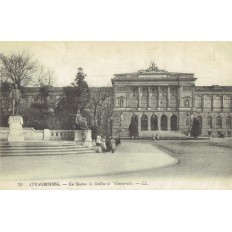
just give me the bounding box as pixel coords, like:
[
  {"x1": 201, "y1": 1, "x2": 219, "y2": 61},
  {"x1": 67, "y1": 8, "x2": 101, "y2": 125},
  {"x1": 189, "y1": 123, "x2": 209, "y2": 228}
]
[
  {"x1": 1, "y1": 67, "x2": 232, "y2": 138},
  {"x1": 111, "y1": 68, "x2": 232, "y2": 138}
]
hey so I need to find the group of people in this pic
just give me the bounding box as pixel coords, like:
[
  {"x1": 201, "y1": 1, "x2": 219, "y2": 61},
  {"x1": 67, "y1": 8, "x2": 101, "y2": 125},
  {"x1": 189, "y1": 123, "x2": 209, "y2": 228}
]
[
  {"x1": 208, "y1": 128, "x2": 225, "y2": 138},
  {"x1": 152, "y1": 131, "x2": 160, "y2": 141},
  {"x1": 93, "y1": 135, "x2": 117, "y2": 153}
]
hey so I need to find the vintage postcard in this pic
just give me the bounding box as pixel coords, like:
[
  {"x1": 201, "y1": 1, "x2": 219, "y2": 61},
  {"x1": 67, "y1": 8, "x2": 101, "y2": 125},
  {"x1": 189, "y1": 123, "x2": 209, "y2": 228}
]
[{"x1": 0, "y1": 41, "x2": 231, "y2": 189}]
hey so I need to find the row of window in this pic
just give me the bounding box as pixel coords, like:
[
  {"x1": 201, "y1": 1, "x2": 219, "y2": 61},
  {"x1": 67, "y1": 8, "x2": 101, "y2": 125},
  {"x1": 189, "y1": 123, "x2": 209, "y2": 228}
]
[
  {"x1": 195, "y1": 95, "x2": 231, "y2": 108},
  {"x1": 116, "y1": 95, "x2": 231, "y2": 109},
  {"x1": 192, "y1": 115, "x2": 232, "y2": 128},
  {"x1": 130, "y1": 114, "x2": 178, "y2": 131}
]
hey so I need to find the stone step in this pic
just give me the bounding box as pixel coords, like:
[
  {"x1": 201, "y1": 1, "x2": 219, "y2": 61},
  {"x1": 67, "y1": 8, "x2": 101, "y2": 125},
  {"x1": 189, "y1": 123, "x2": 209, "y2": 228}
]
[
  {"x1": 0, "y1": 145, "x2": 86, "y2": 149},
  {"x1": 0, "y1": 147, "x2": 91, "y2": 153},
  {"x1": 0, "y1": 149, "x2": 94, "y2": 157},
  {"x1": 0, "y1": 142, "x2": 79, "y2": 147}
]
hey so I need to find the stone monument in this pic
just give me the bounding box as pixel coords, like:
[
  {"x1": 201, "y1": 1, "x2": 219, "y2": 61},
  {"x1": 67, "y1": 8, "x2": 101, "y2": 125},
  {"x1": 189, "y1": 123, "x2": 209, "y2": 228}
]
[
  {"x1": 74, "y1": 110, "x2": 92, "y2": 147},
  {"x1": 8, "y1": 84, "x2": 24, "y2": 142},
  {"x1": 8, "y1": 115, "x2": 24, "y2": 142},
  {"x1": 74, "y1": 129, "x2": 92, "y2": 147},
  {"x1": 75, "y1": 110, "x2": 89, "y2": 130}
]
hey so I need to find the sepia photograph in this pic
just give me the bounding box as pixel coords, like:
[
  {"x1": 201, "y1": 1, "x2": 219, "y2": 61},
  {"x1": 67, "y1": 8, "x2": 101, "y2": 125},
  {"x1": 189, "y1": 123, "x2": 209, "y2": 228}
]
[{"x1": 0, "y1": 41, "x2": 231, "y2": 189}]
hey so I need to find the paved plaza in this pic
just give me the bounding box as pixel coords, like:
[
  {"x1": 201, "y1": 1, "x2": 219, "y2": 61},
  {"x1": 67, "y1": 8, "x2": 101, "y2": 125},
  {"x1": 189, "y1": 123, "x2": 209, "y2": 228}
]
[
  {"x1": 0, "y1": 138, "x2": 231, "y2": 189},
  {"x1": 0, "y1": 141, "x2": 177, "y2": 182}
]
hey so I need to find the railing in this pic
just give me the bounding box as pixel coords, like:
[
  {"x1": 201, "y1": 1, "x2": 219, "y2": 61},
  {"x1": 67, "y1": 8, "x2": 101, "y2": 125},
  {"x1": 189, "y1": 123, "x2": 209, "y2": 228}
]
[{"x1": 50, "y1": 130, "x2": 75, "y2": 140}]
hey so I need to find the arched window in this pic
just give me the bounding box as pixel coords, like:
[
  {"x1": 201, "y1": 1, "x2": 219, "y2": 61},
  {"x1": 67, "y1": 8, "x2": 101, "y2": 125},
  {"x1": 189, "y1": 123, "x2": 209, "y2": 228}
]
[
  {"x1": 171, "y1": 115, "x2": 178, "y2": 131},
  {"x1": 206, "y1": 116, "x2": 212, "y2": 128},
  {"x1": 151, "y1": 114, "x2": 158, "y2": 131},
  {"x1": 226, "y1": 116, "x2": 231, "y2": 128},
  {"x1": 204, "y1": 96, "x2": 212, "y2": 108},
  {"x1": 161, "y1": 115, "x2": 168, "y2": 131},
  {"x1": 195, "y1": 95, "x2": 202, "y2": 108},
  {"x1": 141, "y1": 114, "x2": 148, "y2": 131},
  {"x1": 224, "y1": 96, "x2": 231, "y2": 108},
  {"x1": 214, "y1": 96, "x2": 222, "y2": 108},
  {"x1": 216, "y1": 116, "x2": 222, "y2": 128},
  {"x1": 197, "y1": 116, "x2": 202, "y2": 128}
]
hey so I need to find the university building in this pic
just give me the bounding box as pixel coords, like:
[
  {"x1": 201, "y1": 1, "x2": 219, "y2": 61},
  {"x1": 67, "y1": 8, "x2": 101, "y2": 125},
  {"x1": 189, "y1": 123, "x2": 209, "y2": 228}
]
[
  {"x1": 1, "y1": 66, "x2": 232, "y2": 138},
  {"x1": 111, "y1": 67, "x2": 232, "y2": 138}
]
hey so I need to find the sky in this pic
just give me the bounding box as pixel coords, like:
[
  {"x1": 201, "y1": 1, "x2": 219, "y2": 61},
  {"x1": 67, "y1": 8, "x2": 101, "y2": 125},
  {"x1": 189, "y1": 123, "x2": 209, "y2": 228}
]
[{"x1": 0, "y1": 41, "x2": 231, "y2": 87}]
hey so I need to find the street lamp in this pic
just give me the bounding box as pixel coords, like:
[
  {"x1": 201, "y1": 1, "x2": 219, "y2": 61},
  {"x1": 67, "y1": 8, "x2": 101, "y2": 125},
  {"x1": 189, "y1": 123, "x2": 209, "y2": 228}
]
[
  {"x1": 188, "y1": 111, "x2": 194, "y2": 137},
  {"x1": 109, "y1": 115, "x2": 113, "y2": 137},
  {"x1": 119, "y1": 112, "x2": 123, "y2": 140}
]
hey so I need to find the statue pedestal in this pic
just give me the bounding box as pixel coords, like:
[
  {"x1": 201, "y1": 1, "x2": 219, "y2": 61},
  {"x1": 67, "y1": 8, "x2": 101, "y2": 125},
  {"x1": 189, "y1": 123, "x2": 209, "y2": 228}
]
[
  {"x1": 8, "y1": 115, "x2": 24, "y2": 142},
  {"x1": 74, "y1": 130, "x2": 92, "y2": 148}
]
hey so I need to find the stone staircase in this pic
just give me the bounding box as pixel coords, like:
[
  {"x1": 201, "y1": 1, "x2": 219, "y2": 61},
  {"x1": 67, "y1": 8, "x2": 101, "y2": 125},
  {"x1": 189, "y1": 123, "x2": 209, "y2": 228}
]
[{"x1": 0, "y1": 141, "x2": 94, "y2": 157}]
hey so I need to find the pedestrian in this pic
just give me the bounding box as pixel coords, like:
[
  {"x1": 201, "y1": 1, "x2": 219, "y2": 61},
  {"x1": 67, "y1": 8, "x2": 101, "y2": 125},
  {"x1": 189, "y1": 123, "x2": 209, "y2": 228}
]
[
  {"x1": 152, "y1": 133, "x2": 155, "y2": 141},
  {"x1": 96, "y1": 134, "x2": 102, "y2": 153},
  {"x1": 101, "y1": 137, "x2": 107, "y2": 153},
  {"x1": 218, "y1": 129, "x2": 221, "y2": 138},
  {"x1": 208, "y1": 128, "x2": 212, "y2": 138},
  {"x1": 155, "y1": 132, "x2": 160, "y2": 141},
  {"x1": 110, "y1": 137, "x2": 116, "y2": 154}
]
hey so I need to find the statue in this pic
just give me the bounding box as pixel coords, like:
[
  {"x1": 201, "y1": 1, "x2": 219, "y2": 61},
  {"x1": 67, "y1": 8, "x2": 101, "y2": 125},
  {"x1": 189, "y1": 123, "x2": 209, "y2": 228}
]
[
  {"x1": 75, "y1": 110, "x2": 88, "y2": 130},
  {"x1": 138, "y1": 61, "x2": 167, "y2": 73},
  {"x1": 9, "y1": 84, "x2": 21, "y2": 115}
]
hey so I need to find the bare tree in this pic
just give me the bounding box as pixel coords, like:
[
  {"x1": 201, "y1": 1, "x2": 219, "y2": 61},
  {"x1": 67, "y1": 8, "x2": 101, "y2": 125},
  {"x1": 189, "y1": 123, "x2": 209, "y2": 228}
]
[
  {"x1": 0, "y1": 51, "x2": 38, "y2": 87},
  {"x1": 33, "y1": 66, "x2": 55, "y2": 87},
  {"x1": 88, "y1": 88, "x2": 112, "y2": 126}
]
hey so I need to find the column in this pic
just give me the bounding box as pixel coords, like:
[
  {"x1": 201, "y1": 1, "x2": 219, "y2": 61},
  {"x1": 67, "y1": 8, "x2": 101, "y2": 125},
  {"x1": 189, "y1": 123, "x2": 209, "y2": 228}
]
[
  {"x1": 167, "y1": 86, "x2": 170, "y2": 109},
  {"x1": 192, "y1": 85, "x2": 195, "y2": 109},
  {"x1": 212, "y1": 116, "x2": 215, "y2": 133},
  {"x1": 138, "y1": 115, "x2": 141, "y2": 131},
  {"x1": 147, "y1": 86, "x2": 150, "y2": 108},
  {"x1": 202, "y1": 95, "x2": 205, "y2": 111},
  {"x1": 222, "y1": 95, "x2": 224, "y2": 111},
  {"x1": 167, "y1": 115, "x2": 171, "y2": 131},
  {"x1": 178, "y1": 85, "x2": 183, "y2": 108},
  {"x1": 113, "y1": 86, "x2": 117, "y2": 107},
  {"x1": 158, "y1": 116, "x2": 161, "y2": 131},
  {"x1": 212, "y1": 95, "x2": 214, "y2": 111},
  {"x1": 126, "y1": 86, "x2": 130, "y2": 107},
  {"x1": 157, "y1": 86, "x2": 160, "y2": 109},
  {"x1": 138, "y1": 86, "x2": 141, "y2": 108},
  {"x1": 148, "y1": 114, "x2": 151, "y2": 130}
]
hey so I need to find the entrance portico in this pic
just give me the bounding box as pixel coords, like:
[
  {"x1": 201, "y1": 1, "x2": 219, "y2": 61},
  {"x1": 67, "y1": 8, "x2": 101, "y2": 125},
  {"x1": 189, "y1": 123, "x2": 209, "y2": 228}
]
[{"x1": 111, "y1": 64, "x2": 197, "y2": 138}]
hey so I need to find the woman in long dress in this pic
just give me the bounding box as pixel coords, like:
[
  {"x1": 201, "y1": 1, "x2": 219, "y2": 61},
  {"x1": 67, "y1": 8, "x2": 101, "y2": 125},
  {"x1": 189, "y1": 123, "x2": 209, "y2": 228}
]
[
  {"x1": 96, "y1": 135, "x2": 102, "y2": 153},
  {"x1": 110, "y1": 137, "x2": 116, "y2": 154}
]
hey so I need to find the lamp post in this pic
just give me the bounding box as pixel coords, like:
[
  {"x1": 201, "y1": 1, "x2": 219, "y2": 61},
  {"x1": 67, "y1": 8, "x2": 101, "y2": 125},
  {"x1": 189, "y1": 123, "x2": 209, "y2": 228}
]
[
  {"x1": 109, "y1": 115, "x2": 113, "y2": 137},
  {"x1": 188, "y1": 111, "x2": 194, "y2": 137},
  {"x1": 119, "y1": 112, "x2": 123, "y2": 140},
  {"x1": 48, "y1": 107, "x2": 54, "y2": 129}
]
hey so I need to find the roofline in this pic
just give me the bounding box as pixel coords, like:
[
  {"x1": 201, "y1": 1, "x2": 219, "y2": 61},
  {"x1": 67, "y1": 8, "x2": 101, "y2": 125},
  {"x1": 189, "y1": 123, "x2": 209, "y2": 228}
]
[{"x1": 114, "y1": 71, "x2": 195, "y2": 76}]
